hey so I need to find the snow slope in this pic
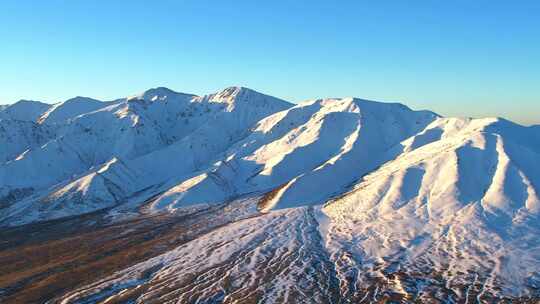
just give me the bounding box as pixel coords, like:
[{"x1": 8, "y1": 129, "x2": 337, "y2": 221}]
[
  {"x1": 37, "y1": 96, "x2": 113, "y2": 124},
  {"x1": 55, "y1": 117, "x2": 540, "y2": 303},
  {"x1": 148, "y1": 97, "x2": 438, "y2": 212},
  {"x1": 326, "y1": 117, "x2": 540, "y2": 218},
  {"x1": 57, "y1": 202, "x2": 342, "y2": 304},
  {"x1": 321, "y1": 117, "x2": 540, "y2": 299},
  {"x1": 0, "y1": 119, "x2": 54, "y2": 164}
]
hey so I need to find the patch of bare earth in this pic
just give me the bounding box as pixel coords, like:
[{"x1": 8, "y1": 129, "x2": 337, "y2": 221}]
[{"x1": 0, "y1": 201, "x2": 257, "y2": 303}]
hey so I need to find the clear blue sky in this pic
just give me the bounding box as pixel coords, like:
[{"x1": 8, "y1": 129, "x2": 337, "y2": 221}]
[{"x1": 1, "y1": 1, "x2": 539, "y2": 125}]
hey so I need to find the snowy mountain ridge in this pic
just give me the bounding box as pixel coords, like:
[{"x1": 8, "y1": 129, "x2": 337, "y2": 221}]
[
  {"x1": 0, "y1": 86, "x2": 539, "y2": 302},
  {"x1": 0, "y1": 86, "x2": 293, "y2": 225}
]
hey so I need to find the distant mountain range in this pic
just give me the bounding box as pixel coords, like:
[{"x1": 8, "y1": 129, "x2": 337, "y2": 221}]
[{"x1": 0, "y1": 87, "x2": 538, "y2": 303}]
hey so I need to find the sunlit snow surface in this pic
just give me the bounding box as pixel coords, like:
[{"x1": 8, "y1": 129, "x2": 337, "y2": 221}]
[
  {"x1": 57, "y1": 200, "x2": 539, "y2": 303},
  {"x1": 0, "y1": 87, "x2": 539, "y2": 302}
]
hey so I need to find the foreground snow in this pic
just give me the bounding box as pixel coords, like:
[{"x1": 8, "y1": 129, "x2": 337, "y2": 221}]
[{"x1": 57, "y1": 202, "x2": 539, "y2": 303}]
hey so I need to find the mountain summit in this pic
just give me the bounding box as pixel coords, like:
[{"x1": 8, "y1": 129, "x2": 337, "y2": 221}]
[{"x1": 0, "y1": 99, "x2": 51, "y2": 122}]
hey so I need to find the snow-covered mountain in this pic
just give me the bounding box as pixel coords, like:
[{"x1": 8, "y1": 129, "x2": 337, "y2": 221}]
[
  {"x1": 0, "y1": 86, "x2": 292, "y2": 225},
  {"x1": 0, "y1": 87, "x2": 538, "y2": 302}
]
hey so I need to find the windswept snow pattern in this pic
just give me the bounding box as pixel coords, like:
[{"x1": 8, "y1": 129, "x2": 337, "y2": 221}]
[
  {"x1": 58, "y1": 205, "x2": 343, "y2": 304},
  {"x1": 1, "y1": 87, "x2": 539, "y2": 302}
]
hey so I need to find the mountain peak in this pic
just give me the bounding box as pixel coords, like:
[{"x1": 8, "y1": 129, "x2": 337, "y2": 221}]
[
  {"x1": 208, "y1": 86, "x2": 293, "y2": 112},
  {"x1": 214, "y1": 86, "x2": 256, "y2": 100},
  {"x1": 62, "y1": 96, "x2": 102, "y2": 104},
  {"x1": 134, "y1": 87, "x2": 197, "y2": 102},
  {"x1": 37, "y1": 96, "x2": 108, "y2": 124},
  {"x1": 12, "y1": 99, "x2": 49, "y2": 106},
  {"x1": 0, "y1": 99, "x2": 51, "y2": 122},
  {"x1": 143, "y1": 86, "x2": 177, "y2": 96}
]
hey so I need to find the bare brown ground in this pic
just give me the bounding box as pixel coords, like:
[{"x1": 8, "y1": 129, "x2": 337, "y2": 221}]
[
  {"x1": 0, "y1": 204, "x2": 252, "y2": 304},
  {"x1": 257, "y1": 183, "x2": 288, "y2": 211}
]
